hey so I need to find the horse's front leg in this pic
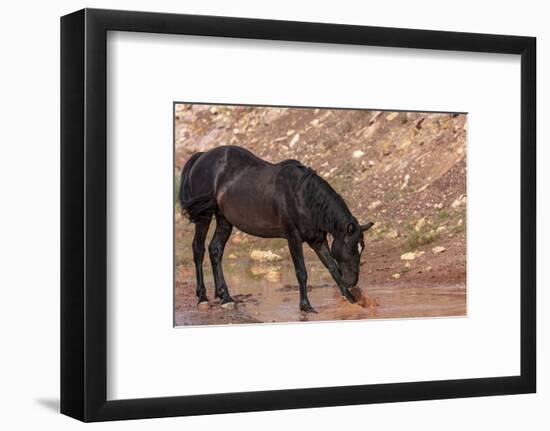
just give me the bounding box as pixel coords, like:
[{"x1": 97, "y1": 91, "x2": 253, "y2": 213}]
[
  {"x1": 287, "y1": 234, "x2": 317, "y2": 313},
  {"x1": 208, "y1": 213, "x2": 234, "y2": 306},
  {"x1": 309, "y1": 239, "x2": 356, "y2": 304}
]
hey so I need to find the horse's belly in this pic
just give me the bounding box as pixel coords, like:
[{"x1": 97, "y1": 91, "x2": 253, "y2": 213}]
[
  {"x1": 229, "y1": 218, "x2": 285, "y2": 238},
  {"x1": 217, "y1": 191, "x2": 285, "y2": 238}
]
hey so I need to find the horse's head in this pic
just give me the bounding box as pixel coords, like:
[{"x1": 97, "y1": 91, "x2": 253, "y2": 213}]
[{"x1": 331, "y1": 221, "x2": 374, "y2": 289}]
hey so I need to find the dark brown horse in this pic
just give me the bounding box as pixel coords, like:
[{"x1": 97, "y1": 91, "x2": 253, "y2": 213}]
[{"x1": 179, "y1": 145, "x2": 373, "y2": 313}]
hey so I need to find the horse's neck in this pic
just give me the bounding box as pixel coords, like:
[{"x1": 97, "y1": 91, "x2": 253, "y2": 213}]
[
  {"x1": 315, "y1": 186, "x2": 353, "y2": 235},
  {"x1": 298, "y1": 167, "x2": 353, "y2": 235}
]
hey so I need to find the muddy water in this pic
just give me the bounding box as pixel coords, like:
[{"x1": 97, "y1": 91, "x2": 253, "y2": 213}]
[{"x1": 174, "y1": 258, "x2": 466, "y2": 326}]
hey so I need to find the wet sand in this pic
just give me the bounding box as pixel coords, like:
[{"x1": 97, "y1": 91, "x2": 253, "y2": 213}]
[{"x1": 174, "y1": 259, "x2": 466, "y2": 326}]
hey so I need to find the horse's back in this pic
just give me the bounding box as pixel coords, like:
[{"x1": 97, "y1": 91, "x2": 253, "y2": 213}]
[
  {"x1": 200, "y1": 147, "x2": 294, "y2": 236},
  {"x1": 186, "y1": 146, "x2": 306, "y2": 237},
  {"x1": 187, "y1": 146, "x2": 264, "y2": 195}
]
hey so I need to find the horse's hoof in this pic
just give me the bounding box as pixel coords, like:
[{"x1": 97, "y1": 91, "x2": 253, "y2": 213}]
[
  {"x1": 221, "y1": 301, "x2": 236, "y2": 309},
  {"x1": 300, "y1": 304, "x2": 318, "y2": 314},
  {"x1": 197, "y1": 301, "x2": 210, "y2": 310}
]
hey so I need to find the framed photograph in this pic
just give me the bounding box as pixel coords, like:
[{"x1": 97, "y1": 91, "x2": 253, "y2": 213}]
[{"x1": 61, "y1": 8, "x2": 536, "y2": 422}]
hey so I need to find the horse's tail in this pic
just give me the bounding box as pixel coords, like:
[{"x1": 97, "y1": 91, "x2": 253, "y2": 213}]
[{"x1": 178, "y1": 152, "x2": 216, "y2": 223}]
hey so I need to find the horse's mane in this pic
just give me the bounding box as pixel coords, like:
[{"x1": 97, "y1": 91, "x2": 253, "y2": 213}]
[{"x1": 288, "y1": 162, "x2": 353, "y2": 234}]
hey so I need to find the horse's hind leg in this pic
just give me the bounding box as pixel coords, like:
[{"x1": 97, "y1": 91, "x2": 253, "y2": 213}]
[
  {"x1": 192, "y1": 218, "x2": 212, "y2": 304},
  {"x1": 209, "y1": 213, "x2": 234, "y2": 306}
]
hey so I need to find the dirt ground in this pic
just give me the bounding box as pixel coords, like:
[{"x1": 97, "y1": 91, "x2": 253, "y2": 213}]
[{"x1": 174, "y1": 104, "x2": 466, "y2": 325}]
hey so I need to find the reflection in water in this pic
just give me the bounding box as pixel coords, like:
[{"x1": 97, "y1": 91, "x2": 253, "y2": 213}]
[{"x1": 175, "y1": 259, "x2": 466, "y2": 326}]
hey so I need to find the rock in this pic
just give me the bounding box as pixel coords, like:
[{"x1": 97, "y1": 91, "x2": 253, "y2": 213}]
[
  {"x1": 249, "y1": 264, "x2": 270, "y2": 276},
  {"x1": 399, "y1": 139, "x2": 412, "y2": 150},
  {"x1": 401, "y1": 174, "x2": 410, "y2": 190},
  {"x1": 264, "y1": 270, "x2": 282, "y2": 282},
  {"x1": 400, "y1": 252, "x2": 415, "y2": 260},
  {"x1": 369, "y1": 111, "x2": 382, "y2": 124},
  {"x1": 286, "y1": 129, "x2": 295, "y2": 136},
  {"x1": 415, "y1": 217, "x2": 426, "y2": 232},
  {"x1": 352, "y1": 150, "x2": 366, "y2": 158},
  {"x1": 426, "y1": 266, "x2": 432, "y2": 272},
  {"x1": 405, "y1": 262, "x2": 411, "y2": 268},
  {"x1": 432, "y1": 246, "x2": 446, "y2": 254},
  {"x1": 392, "y1": 273, "x2": 401, "y2": 279},
  {"x1": 386, "y1": 112, "x2": 399, "y2": 121},
  {"x1": 289, "y1": 133, "x2": 300, "y2": 148},
  {"x1": 368, "y1": 160, "x2": 376, "y2": 167},
  {"x1": 310, "y1": 119, "x2": 320, "y2": 127},
  {"x1": 228, "y1": 253, "x2": 238, "y2": 259},
  {"x1": 457, "y1": 218, "x2": 463, "y2": 226},
  {"x1": 368, "y1": 200, "x2": 382, "y2": 210},
  {"x1": 451, "y1": 195, "x2": 466, "y2": 208},
  {"x1": 386, "y1": 229, "x2": 399, "y2": 239},
  {"x1": 436, "y1": 226, "x2": 447, "y2": 232},
  {"x1": 400, "y1": 251, "x2": 425, "y2": 261},
  {"x1": 250, "y1": 249, "x2": 283, "y2": 262},
  {"x1": 324, "y1": 166, "x2": 338, "y2": 178}
]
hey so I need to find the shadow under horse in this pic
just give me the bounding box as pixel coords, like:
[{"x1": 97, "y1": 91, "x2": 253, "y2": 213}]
[{"x1": 179, "y1": 145, "x2": 374, "y2": 313}]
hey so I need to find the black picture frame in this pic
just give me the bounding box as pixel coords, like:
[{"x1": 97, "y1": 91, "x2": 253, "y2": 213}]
[{"x1": 61, "y1": 8, "x2": 536, "y2": 422}]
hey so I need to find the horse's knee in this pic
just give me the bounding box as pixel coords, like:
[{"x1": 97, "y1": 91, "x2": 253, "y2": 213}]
[{"x1": 295, "y1": 268, "x2": 307, "y2": 285}]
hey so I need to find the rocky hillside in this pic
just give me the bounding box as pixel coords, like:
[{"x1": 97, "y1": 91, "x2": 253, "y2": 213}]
[{"x1": 174, "y1": 103, "x2": 466, "y2": 285}]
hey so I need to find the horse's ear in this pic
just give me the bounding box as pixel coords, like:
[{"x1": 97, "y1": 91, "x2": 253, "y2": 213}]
[
  {"x1": 360, "y1": 222, "x2": 375, "y2": 232},
  {"x1": 347, "y1": 223, "x2": 356, "y2": 235}
]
